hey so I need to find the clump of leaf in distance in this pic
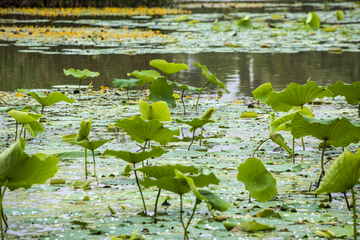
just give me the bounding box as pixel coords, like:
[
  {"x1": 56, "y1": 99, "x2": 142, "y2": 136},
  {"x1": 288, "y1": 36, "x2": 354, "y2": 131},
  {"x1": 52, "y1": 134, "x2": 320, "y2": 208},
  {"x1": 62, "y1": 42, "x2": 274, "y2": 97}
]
[
  {"x1": 315, "y1": 151, "x2": 360, "y2": 240},
  {"x1": 139, "y1": 100, "x2": 171, "y2": 121},
  {"x1": 63, "y1": 68, "x2": 100, "y2": 99},
  {"x1": 102, "y1": 147, "x2": 167, "y2": 216},
  {"x1": 237, "y1": 16, "x2": 254, "y2": 29},
  {"x1": 237, "y1": 157, "x2": 277, "y2": 202},
  {"x1": 7, "y1": 110, "x2": 44, "y2": 140},
  {"x1": 18, "y1": 89, "x2": 74, "y2": 119},
  {"x1": 328, "y1": 81, "x2": 360, "y2": 117},
  {"x1": 176, "y1": 107, "x2": 216, "y2": 150},
  {"x1": 300, "y1": 12, "x2": 320, "y2": 30},
  {"x1": 194, "y1": 62, "x2": 230, "y2": 109},
  {"x1": 0, "y1": 138, "x2": 58, "y2": 239}
]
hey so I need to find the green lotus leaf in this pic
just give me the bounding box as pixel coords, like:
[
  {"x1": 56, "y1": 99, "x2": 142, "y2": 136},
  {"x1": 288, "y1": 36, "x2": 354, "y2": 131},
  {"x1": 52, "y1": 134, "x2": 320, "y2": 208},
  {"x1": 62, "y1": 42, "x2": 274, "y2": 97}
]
[
  {"x1": 136, "y1": 165, "x2": 198, "y2": 179},
  {"x1": 194, "y1": 62, "x2": 230, "y2": 94},
  {"x1": 237, "y1": 16, "x2": 254, "y2": 29},
  {"x1": 316, "y1": 151, "x2": 360, "y2": 194},
  {"x1": 237, "y1": 157, "x2": 277, "y2": 202},
  {"x1": 101, "y1": 146, "x2": 167, "y2": 165},
  {"x1": 200, "y1": 107, "x2": 216, "y2": 120},
  {"x1": 266, "y1": 81, "x2": 332, "y2": 112},
  {"x1": 18, "y1": 89, "x2": 74, "y2": 106},
  {"x1": 149, "y1": 77, "x2": 176, "y2": 107},
  {"x1": 139, "y1": 100, "x2": 171, "y2": 121},
  {"x1": 175, "y1": 170, "x2": 207, "y2": 201},
  {"x1": 176, "y1": 118, "x2": 214, "y2": 131},
  {"x1": 75, "y1": 118, "x2": 92, "y2": 141},
  {"x1": 252, "y1": 83, "x2": 275, "y2": 103},
  {"x1": 173, "y1": 14, "x2": 189, "y2": 22},
  {"x1": 254, "y1": 208, "x2": 281, "y2": 219},
  {"x1": 173, "y1": 81, "x2": 203, "y2": 92},
  {"x1": 270, "y1": 133, "x2": 292, "y2": 155},
  {"x1": 328, "y1": 81, "x2": 360, "y2": 105},
  {"x1": 224, "y1": 220, "x2": 275, "y2": 232},
  {"x1": 2, "y1": 105, "x2": 37, "y2": 112},
  {"x1": 198, "y1": 189, "x2": 231, "y2": 212},
  {"x1": 63, "y1": 68, "x2": 100, "y2": 79},
  {"x1": 113, "y1": 78, "x2": 140, "y2": 89},
  {"x1": 270, "y1": 108, "x2": 313, "y2": 133},
  {"x1": 7, "y1": 110, "x2": 42, "y2": 124},
  {"x1": 140, "y1": 177, "x2": 190, "y2": 195},
  {"x1": 0, "y1": 138, "x2": 58, "y2": 191},
  {"x1": 128, "y1": 70, "x2": 161, "y2": 86},
  {"x1": 150, "y1": 59, "x2": 189, "y2": 75},
  {"x1": 336, "y1": 10, "x2": 344, "y2": 21},
  {"x1": 70, "y1": 138, "x2": 113, "y2": 151},
  {"x1": 306, "y1": 12, "x2": 320, "y2": 29},
  {"x1": 115, "y1": 116, "x2": 179, "y2": 145},
  {"x1": 289, "y1": 112, "x2": 360, "y2": 147},
  {"x1": 192, "y1": 172, "x2": 220, "y2": 188},
  {"x1": 24, "y1": 120, "x2": 45, "y2": 137}
]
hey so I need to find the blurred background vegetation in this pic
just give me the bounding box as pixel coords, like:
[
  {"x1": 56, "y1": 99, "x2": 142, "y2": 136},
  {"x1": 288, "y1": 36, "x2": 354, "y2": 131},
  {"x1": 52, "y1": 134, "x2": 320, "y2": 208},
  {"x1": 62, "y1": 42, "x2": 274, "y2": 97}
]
[{"x1": 0, "y1": 0, "x2": 173, "y2": 8}]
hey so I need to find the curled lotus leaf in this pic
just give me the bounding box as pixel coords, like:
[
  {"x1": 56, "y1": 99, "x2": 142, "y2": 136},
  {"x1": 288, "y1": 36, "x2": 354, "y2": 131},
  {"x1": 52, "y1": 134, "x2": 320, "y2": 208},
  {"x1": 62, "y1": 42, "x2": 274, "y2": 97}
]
[
  {"x1": 237, "y1": 157, "x2": 277, "y2": 202},
  {"x1": 306, "y1": 12, "x2": 320, "y2": 29},
  {"x1": 128, "y1": 70, "x2": 161, "y2": 86},
  {"x1": 0, "y1": 138, "x2": 58, "y2": 191},
  {"x1": 328, "y1": 81, "x2": 360, "y2": 105},
  {"x1": 316, "y1": 151, "x2": 360, "y2": 194},
  {"x1": 63, "y1": 68, "x2": 100, "y2": 79},
  {"x1": 194, "y1": 62, "x2": 230, "y2": 94},
  {"x1": 266, "y1": 81, "x2": 332, "y2": 112},
  {"x1": 289, "y1": 112, "x2": 360, "y2": 147},
  {"x1": 252, "y1": 83, "x2": 275, "y2": 103},
  {"x1": 139, "y1": 100, "x2": 171, "y2": 121},
  {"x1": 150, "y1": 59, "x2": 189, "y2": 75},
  {"x1": 237, "y1": 16, "x2": 254, "y2": 29}
]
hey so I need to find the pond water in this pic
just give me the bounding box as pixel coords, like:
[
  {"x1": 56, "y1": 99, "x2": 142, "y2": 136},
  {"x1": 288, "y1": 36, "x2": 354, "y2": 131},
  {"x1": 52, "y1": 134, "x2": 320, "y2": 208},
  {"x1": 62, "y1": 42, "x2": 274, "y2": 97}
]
[{"x1": 1, "y1": 45, "x2": 359, "y2": 99}]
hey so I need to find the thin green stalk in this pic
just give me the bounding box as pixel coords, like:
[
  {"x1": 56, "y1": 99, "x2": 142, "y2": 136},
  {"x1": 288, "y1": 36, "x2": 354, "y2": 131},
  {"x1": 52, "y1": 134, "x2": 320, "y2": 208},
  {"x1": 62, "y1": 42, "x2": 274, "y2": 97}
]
[
  {"x1": 79, "y1": 79, "x2": 82, "y2": 100},
  {"x1": 0, "y1": 98, "x2": 6, "y2": 104},
  {"x1": 358, "y1": 103, "x2": 360, "y2": 118},
  {"x1": 19, "y1": 125, "x2": 24, "y2": 138},
  {"x1": 252, "y1": 138, "x2": 270, "y2": 157},
  {"x1": 85, "y1": 149, "x2": 88, "y2": 179},
  {"x1": 179, "y1": 195, "x2": 187, "y2": 239},
  {"x1": 181, "y1": 89, "x2": 186, "y2": 115},
  {"x1": 352, "y1": 187, "x2": 357, "y2": 240},
  {"x1": 321, "y1": 140, "x2": 326, "y2": 175},
  {"x1": 0, "y1": 180, "x2": 8, "y2": 240},
  {"x1": 15, "y1": 121, "x2": 18, "y2": 140},
  {"x1": 40, "y1": 105, "x2": 45, "y2": 115},
  {"x1": 344, "y1": 192, "x2": 351, "y2": 211},
  {"x1": 292, "y1": 137, "x2": 295, "y2": 163},
  {"x1": 188, "y1": 130, "x2": 196, "y2": 151},
  {"x1": 142, "y1": 141, "x2": 147, "y2": 168},
  {"x1": 184, "y1": 199, "x2": 198, "y2": 240},
  {"x1": 91, "y1": 150, "x2": 99, "y2": 187},
  {"x1": 134, "y1": 168, "x2": 147, "y2": 216},
  {"x1": 126, "y1": 88, "x2": 129, "y2": 100},
  {"x1": 195, "y1": 82, "x2": 210, "y2": 110},
  {"x1": 301, "y1": 137, "x2": 305, "y2": 151},
  {"x1": 154, "y1": 189, "x2": 161, "y2": 219},
  {"x1": 199, "y1": 126, "x2": 203, "y2": 146}
]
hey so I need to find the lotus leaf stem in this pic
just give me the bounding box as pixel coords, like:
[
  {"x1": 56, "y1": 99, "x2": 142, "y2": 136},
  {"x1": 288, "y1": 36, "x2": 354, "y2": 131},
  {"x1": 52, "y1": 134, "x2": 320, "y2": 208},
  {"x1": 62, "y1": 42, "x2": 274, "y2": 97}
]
[
  {"x1": 179, "y1": 195, "x2": 187, "y2": 240},
  {"x1": 344, "y1": 192, "x2": 351, "y2": 211},
  {"x1": 126, "y1": 88, "x2": 129, "y2": 100},
  {"x1": 154, "y1": 189, "x2": 162, "y2": 220},
  {"x1": 78, "y1": 79, "x2": 82, "y2": 100},
  {"x1": 91, "y1": 150, "x2": 99, "y2": 187},
  {"x1": 134, "y1": 168, "x2": 147, "y2": 216},
  {"x1": 181, "y1": 89, "x2": 186, "y2": 115},
  {"x1": 292, "y1": 137, "x2": 295, "y2": 163},
  {"x1": 188, "y1": 130, "x2": 196, "y2": 151},
  {"x1": 85, "y1": 149, "x2": 88, "y2": 179},
  {"x1": 200, "y1": 126, "x2": 203, "y2": 146},
  {"x1": 0, "y1": 98, "x2": 6, "y2": 104},
  {"x1": 195, "y1": 82, "x2": 210, "y2": 110},
  {"x1": 19, "y1": 125, "x2": 24, "y2": 138},
  {"x1": 184, "y1": 199, "x2": 198, "y2": 240},
  {"x1": 321, "y1": 140, "x2": 326, "y2": 175},
  {"x1": 0, "y1": 179, "x2": 8, "y2": 240},
  {"x1": 358, "y1": 103, "x2": 360, "y2": 118},
  {"x1": 15, "y1": 121, "x2": 18, "y2": 140},
  {"x1": 252, "y1": 138, "x2": 271, "y2": 157},
  {"x1": 352, "y1": 187, "x2": 357, "y2": 240},
  {"x1": 301, "y1": 137, "x2": 305, "y2": 151}
]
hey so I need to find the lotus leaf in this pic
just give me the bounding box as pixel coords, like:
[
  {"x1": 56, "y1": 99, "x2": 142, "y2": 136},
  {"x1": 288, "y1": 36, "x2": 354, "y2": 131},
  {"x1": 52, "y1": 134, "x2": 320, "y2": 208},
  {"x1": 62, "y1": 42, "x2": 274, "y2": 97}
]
[
  {"x1": 306, "y1": 12, "x2": 320, "y2": 29},
  {"x1": 7, "y1": 110, "x2": 44, "y2": 137},
  {"x1": 139, "y1": 100, "x2": 171, "y2": 121},
  {"x1": 128, "y1": 70, "x2": 161, "y2": 86},
  {"x1": 237, "y1": 157, "x2": 277, "y2": 202},
  {"x1": 316, "y1": 151, "x2": 360, "y2": 194},
  {"x1": 197, "y1": 189, "x2": 231, "y2": 212},
  {"x1": 140, "y1": 176, "x2": 190, "y2": 195},
  {"x1": 148, "y1": 77, "x2": 176, "y2": 107},
  {"x1": 252, "y1": 83, "x2": 275, "y2": 103},
  {"x1": 102, "y1": 146, "x2": 166, "y2": 165},
  {"x1": 136, "y1": 165, "x2": 198, "y2": 179},
  {"x1": 149, "y1": 59, "x2": 188, "y2": 76},
  {"x1": 266, "y1": 81, "x2": 332, "y2": 112},
  {"x1": 113, "y1": 78, "x2": 140, "y2": 89},
  {"x1": 172, "y1": 81, "x2": 203, "y2": 92},
  {"x1": 176, "y1": 118, "x2": 214, "y2": 130},
  {"x1": 63, "y1": 68, "x2": 100, "y2": 79},
  {"x1": 328, "y1": 81, "x2": 360, "y2": 105},
  {"x1": 194, "y1": 62, "x2": 229, "y2": 94},
  {"x1": 173, "y1": 14, "x2": 189, "y2": 22},
  {"x1": 70, "y1": 138, "x2": 113, "y2": 151},
  {"x1": 18, "y1": 89, "x2": 74, "y2": 107},
  {"x1": 0, "y1": 138, "x2": 58, "y2": 191},
  {"x1": 336, "y1": 10, "x2": 344, "y2": 21},
  {"x1": 2, "y1": 105, "x2": 37, "y2": 112},
  {"x1": 115, "y1": 116, "x2": 179, "y2": 145},
  {"x1": 224, "y1": 221, "x2": 275, "y2": 232},
  {"x1": 237, "y1": 16, "x2": 254, "y2": 29},
  {"x1": 289, "y1": 112, "x2": 360, "y2": 147}
]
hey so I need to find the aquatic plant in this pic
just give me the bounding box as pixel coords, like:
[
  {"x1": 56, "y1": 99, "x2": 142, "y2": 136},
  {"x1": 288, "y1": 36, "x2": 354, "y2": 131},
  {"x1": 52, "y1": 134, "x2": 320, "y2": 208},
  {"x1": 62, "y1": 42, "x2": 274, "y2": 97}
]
[
  {"x1": 7, "y1": 110, "x2": 44, "y2": 140},
  {"x1": 139, "y1": 100, "x2": 171, "y2": 121},
  {"x1": 148, "y1": 77, "x2": 176, "y2": 107},
  {"x1": 149, "y1": 59, "x2": 188, "y2": 80},
  {"x1": 63, "y1": 68, "x2": 100, "y2": 99},
  {"x1": 328, "y1": 81, "x2": 360, "y2": 117},
  {"x1": 17, "y1": 89, "x2": 74, "y2": 119},
  {"x1": 169, "y1": 81, "x2": 203, "y2": 115},
  {"x1": 300, "y1": 12, "x2": 320, "y2": 30},
  {"x1": 0, "y1": 138, "x2": 58, "y2": 240},
  {"x1": 237, "y1": 157, "x2": 277, "y2": 202},
  {"x1": 112, "y1": 78, "x2": 140, "y2": 99},
  {"x1": 315, "y1": 151, "x2": 360, "y2": 240},
  {"x1": 237, "y1": 16, "x2": 254, "y2": 29},
  {"x1": 193, "y1": 62, "x2": 229, "y2": 109},
  {"x1": 102, "y1": 147, "x2": 167, "y2": 216}
]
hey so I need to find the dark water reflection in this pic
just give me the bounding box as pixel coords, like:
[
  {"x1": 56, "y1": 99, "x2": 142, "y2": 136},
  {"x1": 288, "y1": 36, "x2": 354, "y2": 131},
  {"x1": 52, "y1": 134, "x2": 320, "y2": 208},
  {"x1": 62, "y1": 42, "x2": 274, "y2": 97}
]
[{"x1": 1, "y1": 46, "x2": 359, "y2": 99}]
